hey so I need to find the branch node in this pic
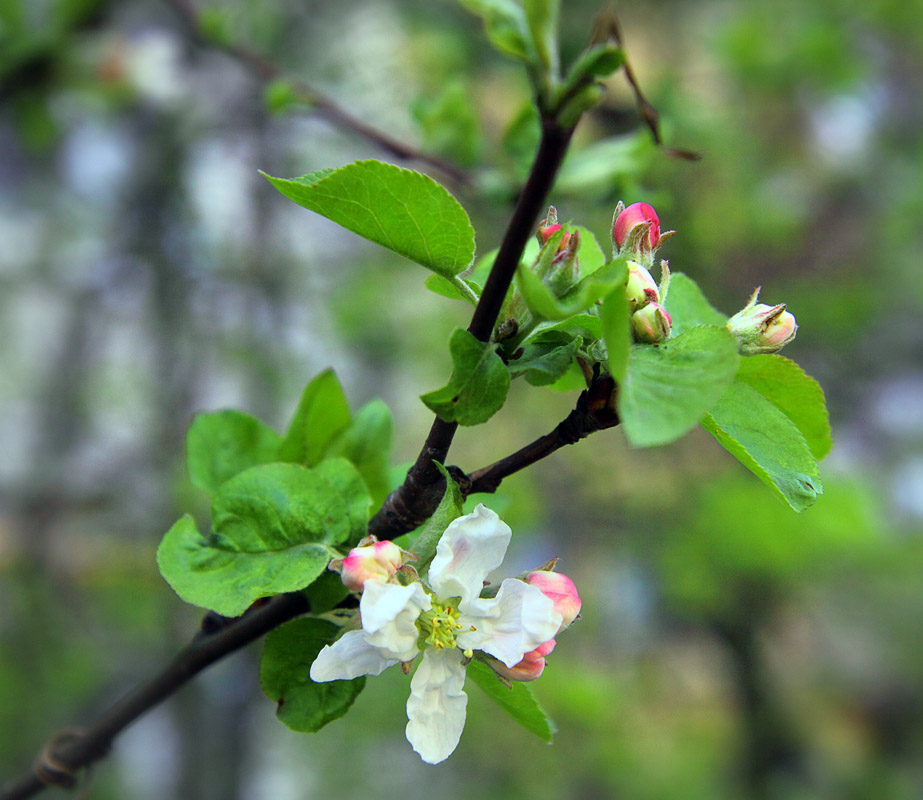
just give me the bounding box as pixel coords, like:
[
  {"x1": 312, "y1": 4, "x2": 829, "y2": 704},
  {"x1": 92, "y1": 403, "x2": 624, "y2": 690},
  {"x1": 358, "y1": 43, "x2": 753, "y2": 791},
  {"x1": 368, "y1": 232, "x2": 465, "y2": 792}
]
[{"x1": 32, "y1": 730, "x2": 91, "y2": 790}]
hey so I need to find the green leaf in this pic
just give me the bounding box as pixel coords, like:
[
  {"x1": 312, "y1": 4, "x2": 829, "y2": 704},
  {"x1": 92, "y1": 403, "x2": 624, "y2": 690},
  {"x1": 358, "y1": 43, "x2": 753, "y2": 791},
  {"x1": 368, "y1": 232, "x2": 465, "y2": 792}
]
[
  {"x1": 702, "y1": 382, "x2": 823, "y2": 512},
  {"x1": 573, "y1": 225, "x2": 606, "y2": 275},
  {"x1": 424, "y1": 273, "x2": 480, "y2": 305},
  {"x1": 599, "y1": 286, "x2": 631, "y2": 383},
  {"x1": 515, "y1": 257, "x2": 628, "y2": 321},
  {"x1": 186, "y1": 410, "x2": 282, "y2": 496},
  {"x1": 523, "y1": 0, "x2": 559, "y2": 72},
  {"x1": 458, "y1": 0, "x2": 535, "y2": 62},
  {"x1": 301, "y1": 570, "x2": 350, "y2": 615},
  {"x1": 412, "y1": 80, "x2": 482, "y2": 167},
  {"x1": 421, "y1": 328, "x2": 511, "y2": 426},
  {"x1": 261, "y1": 618, "x2": 365, "y2": 733},
  {"x1": 278, "y1": 369, "x2": 351, "y2": 466},
  {"x1": 411, "y1": 463, "x2": 464, "y2": 574},
  {"x1": 508, "y1": 330, "x2": 579, "y2": 386},
  {"x1": 735, "y1": 355, "x2": 833, "y2": 460},
  {"x1": 313, "y1": 458, "x2": 372, "y2": 544},
  {"x1": 564, "y1": 43, "x2": 625, "y2": 86},
  {"x1": 466, "y1": 659, "x2": 555, "y2": 743},
  {"x1": 618, "y1": 326, "x2": 740, "y2": 447},
  {"x1": 263, "y1": 160, "x2": 476, "y2": 279},
  {"x1": 325, "y1": 400, "x2": 394, "y2": 509},
  {"x1": 157, "y1": 464, "x2": 348, "y2": 616},
  {"x1": 663, "y1": 272, "x2": 727, "y2": 336}
]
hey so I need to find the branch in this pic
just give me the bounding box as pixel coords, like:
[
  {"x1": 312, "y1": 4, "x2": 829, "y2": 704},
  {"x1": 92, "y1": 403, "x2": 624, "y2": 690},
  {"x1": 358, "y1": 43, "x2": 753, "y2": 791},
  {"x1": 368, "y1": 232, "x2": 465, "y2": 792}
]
[
  {"x1": 163, "y1": 0, "x2": 469, "y2": 185},
  {"x1": 462, "y1": 374, "x2": 619, "y2": 496},
  {"x1": 0, "y1": 593, "x2": 312, "y2": 800},
  {"x1": 367, "y1": 117, "x2": 577, "y2": 540}
]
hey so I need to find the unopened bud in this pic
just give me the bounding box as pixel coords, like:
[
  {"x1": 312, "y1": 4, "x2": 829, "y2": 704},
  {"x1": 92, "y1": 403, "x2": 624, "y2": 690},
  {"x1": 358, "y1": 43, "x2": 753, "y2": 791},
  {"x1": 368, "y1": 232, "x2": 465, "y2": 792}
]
[
  {"x1": 335, "y1": 540, "x2": 404, "y2": 592},
  {"x1": 613, "y1": 202, "x2": 660, "y2": 251},
  {"x1": 625, "y1": 261, "x2": 660, "y2": 311},
  {"x1": 487, "y1": 639, "x2": 556, "y2": 683},
  {"x1": 727, "y1": 287, "x2": 798, "y2": 355},
  {"x1": 525, "y1": 571, "x2": 582, "y2": 632},
  {"x1": 631, "y1": 301, "x2": 672, "y2": 344}
]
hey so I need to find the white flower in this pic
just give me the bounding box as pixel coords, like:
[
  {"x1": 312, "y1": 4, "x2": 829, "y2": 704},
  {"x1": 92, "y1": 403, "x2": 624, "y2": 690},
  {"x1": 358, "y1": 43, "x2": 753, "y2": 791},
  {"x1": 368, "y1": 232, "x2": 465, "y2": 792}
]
[{"x1": 309, "y1": 504, "x2": 562, "y2": 764}]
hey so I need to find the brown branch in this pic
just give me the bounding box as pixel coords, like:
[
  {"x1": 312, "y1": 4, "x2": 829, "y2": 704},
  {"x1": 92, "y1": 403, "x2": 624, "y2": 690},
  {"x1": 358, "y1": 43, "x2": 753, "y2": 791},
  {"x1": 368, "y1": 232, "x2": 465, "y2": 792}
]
[
  {"x1": 0, "y1": 593, "x2": 312, "y2": 800},
  {"x1": 163, "y1": 0, "x2": 469, "y2": 184},
  {"x1": 463, "y1": 374, "x2": 619, "y2": 496},
  {"x1": 367, "y1": 117, "x2": 577, "y2": 540}
]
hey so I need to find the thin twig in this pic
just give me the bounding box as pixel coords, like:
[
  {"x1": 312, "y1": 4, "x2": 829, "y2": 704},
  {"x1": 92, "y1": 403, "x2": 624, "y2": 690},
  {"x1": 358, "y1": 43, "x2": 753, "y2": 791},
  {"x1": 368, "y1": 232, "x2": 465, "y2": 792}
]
[
  {"x1": 0, "y1": 594, "x2": 310, "y2": 800},
  {"x1": 163, "y1": 0, "x2": 469, "y2": 184},
  {"x1": 367, "y1": 118, "x2": 577, "y2": 540}
]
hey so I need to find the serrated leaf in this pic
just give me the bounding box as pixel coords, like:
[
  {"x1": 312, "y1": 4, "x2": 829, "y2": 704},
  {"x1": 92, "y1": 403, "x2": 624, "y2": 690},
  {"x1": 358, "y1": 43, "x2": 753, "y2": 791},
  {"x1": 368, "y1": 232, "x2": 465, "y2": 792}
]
[
  {"x1": 663, "y1": 272, "x2": 727, "y2": 336},
  {"x1": 156, "y1": 464, "x2": 348, "y2": 616},
  {"x1": 600, "y1": 286, "x2": 631, "y2": 383},
  {"x1": 325, "y1": 400, "x2": 394, "y2": 509},
  {"x1": 458, "y1": 0, "x2": 535, "y2": 62},
  {"x1": 515, "y1": 257, "x2": 628, "y2": 321},
  {"x1": 261, "y1": 618, "x2": 365, "y2": 733},
  {"x1": 313, "y1": 458, "x2": 372, "y2": 544},
  {"x1": 186, "y1": 410, "x2": 282, "y2": 496},
  {"x1": 466, "y1": 659, "x2": 555, "y2": 742},
  {"x1": 702, "y1": 382, "x2": 823, "y2": 512},
  {"x1": 508, "y1": 330, "x2": 579, "y2": 386},
  {"x1": 421, "y1": 328, "x2": 510, "y2": 426},
  {"x1": 411, "y1": 463, "x2": 464, "y2": 574},
  {"x1": 619, "y1": 326, "x2": 740, "y2": 448},
  {"x1": 263, "y1": 160, "x2": 475, "y2": 279},
  {"x1": 278, "y1": 369, "x2": 351, "y2": 466},
  {"x1": 735, "y1": 355, "x2": 833, "y2": 460}
]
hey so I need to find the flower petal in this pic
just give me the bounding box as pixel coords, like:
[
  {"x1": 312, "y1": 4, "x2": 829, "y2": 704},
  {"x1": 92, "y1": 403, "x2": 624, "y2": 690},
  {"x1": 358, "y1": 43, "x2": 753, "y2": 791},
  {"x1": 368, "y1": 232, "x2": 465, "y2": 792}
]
[
  {"x1": 457, "y1": 579, "x2": 562, "y2": 668},
  {"x1": 405, "y1": 648, "x2": 468, "y2": 764},
  {"x1": 360, "y1": 581, "x2": 430, "y2": 662},
  {"x1": 310, "y1": 630, "x2": 399, "y2": 682},
  {"x1": 428, "y1": 504, "x2": 511, "y2": 609}
]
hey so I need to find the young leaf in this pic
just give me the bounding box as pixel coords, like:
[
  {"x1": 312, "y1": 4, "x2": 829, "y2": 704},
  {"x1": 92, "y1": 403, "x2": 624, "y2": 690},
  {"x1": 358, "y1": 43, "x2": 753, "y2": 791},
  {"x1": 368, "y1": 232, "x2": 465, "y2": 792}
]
[
  {"x1": 735, "y1": 355, "x2": 833, "y2": 460},
  {"x1": 411, "y1": 463, "x2": 464, "y2": 573},
  {"x1": 599, "y1": 286, "x2": 631, "y2": 383},
  {"x1": 325, "y1": 400, "x2": 394, "y2": 508},
  {"x1": 466, "y1": 658, "x2": 555, "y2": 743},
  {"x1": 261, "y1": 618, "x2": 365, "y2": 733},
  {"x1": 508, "y1": 330, "x2": 579, "y2": 386},
  {"x1": 186, "y1": 410, "x2": 282, "y2": 496},
  {"x1": 313, "y1": 458, "x2": 372, "y2": 545},
  {"x1": 278, "y1": 369, "x2": 351, "y2": 466},
  {"x1": 702, "y1": 382, "x2": 823, "y2": 512},
  {"x1": 523, "y1": 0, "x2": 560, "y2": 73},
  {"x1": 458, "y1": 0, "x2": 536, "y2": 62},
  {"x1": 420, "y1": 328, "x2": 511, "y2": 426},
  {"x1": 663, "y1": 272, "x2": 727, "y2": 336},
  {"x1": 263, "y1": 160, "x2": 476, "y2": 279},
  {"x1": 563, "y1": 43, "x2": 625, "y2": 86},
  {"x1": 515, "y1": 257, "x2": 627, "y2": 321},
  {"x1": 157, "y1": 464, "x2": 349, "y2": 616},
  {"x1": 618, "y1": 326, "x2": 740, "y2": 448},
  {"x1": 573, "y1": 225, "x2": 606, "y2": 275}
]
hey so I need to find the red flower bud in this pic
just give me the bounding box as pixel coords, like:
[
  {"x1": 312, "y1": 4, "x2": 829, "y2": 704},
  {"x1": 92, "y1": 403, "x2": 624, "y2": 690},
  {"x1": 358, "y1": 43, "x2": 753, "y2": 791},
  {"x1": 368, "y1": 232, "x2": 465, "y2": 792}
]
[{"x1": 612, "y1": 202, "x2": 660, "y2": 252}]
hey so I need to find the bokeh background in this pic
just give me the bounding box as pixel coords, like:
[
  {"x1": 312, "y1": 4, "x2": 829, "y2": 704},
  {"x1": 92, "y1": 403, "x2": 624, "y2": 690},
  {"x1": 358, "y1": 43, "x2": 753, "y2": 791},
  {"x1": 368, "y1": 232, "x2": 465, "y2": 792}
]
[{"x1": 2, "y1": 0, "x2": 922, "y2": 798}]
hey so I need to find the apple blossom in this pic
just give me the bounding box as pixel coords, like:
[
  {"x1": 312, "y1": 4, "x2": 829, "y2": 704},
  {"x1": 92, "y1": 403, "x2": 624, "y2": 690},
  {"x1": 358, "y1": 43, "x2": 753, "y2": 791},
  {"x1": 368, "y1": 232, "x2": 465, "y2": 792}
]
[{"x1": 310, "y1": 505, "x2": 568, "y2": 764}]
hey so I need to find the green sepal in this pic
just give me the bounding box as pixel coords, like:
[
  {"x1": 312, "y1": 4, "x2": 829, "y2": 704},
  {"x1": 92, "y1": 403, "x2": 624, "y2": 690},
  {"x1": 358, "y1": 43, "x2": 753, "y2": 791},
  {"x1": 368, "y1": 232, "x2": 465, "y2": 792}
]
[
  {"x1": 261, "y1": 618, "x2": 365, "y2": 733},
  {"x1": 410, "y1": 463, "x2": 464, "y2": 575}
]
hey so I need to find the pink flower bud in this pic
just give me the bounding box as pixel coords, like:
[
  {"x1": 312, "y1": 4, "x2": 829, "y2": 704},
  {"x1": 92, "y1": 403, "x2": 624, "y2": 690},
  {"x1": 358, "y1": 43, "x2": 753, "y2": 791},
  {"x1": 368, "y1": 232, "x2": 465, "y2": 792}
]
[
  {"x1": 631, "y1": 301, "x2": 672, "y2": 344},
  {"x1": 539, "y1": 223, "x2": 563, "y2": 245},
  {"x1": 339, "y1": 540, "x2": 404, "y2": 592},
  {"x1": 526, "y1": 571, "x2": 582, "y2": 632},
  {"x1": 625, "y1": 261, "x2": 660, "y2": 311},
  {"x1": 487, "y1": 639, "x2": 556, "y2": 683},
  {"x1": 612, "y1": 202, "x2": 660, "y2": 253},
  {"x1": 727, "y1": 288, "x2": 798, "y2": 355}
]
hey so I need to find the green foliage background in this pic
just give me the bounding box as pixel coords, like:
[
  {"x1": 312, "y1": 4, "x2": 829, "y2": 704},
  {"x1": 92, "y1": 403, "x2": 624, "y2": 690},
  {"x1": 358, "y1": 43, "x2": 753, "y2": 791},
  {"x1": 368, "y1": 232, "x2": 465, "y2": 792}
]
[{"x1": 1, "y1": 0, "x2": 922, "y2": 798}]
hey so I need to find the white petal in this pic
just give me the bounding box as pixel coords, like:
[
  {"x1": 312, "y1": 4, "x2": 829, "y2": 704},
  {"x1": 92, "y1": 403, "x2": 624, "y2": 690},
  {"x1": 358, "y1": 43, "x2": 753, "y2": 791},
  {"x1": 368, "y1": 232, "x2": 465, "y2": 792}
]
[
  {"x1": 428, "y1": 504, "x2": 511, "y2": 609},
  {"x1": 457, "y1": 579, "x2": 562, "y2": 668},
  {"x1": 310, "y1": 630, "x2": 399, "y2": 681},
  {"x1": 360, "y1": 581, "x2": 430, "y2": 662},
  {"x1": 405, "y1": 649, "x2": 468, "y2": 764}
]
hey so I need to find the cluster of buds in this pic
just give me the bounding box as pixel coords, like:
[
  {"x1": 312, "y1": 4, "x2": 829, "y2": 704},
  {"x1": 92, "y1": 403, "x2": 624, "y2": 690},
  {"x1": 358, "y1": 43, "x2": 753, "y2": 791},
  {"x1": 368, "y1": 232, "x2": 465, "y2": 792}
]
[
  {"x1": 329, "y1": 536, "x2": 415, "y2": 592},
  {"x1": 487, "y1": 566, "x2": 582, "y2": 683},
  {"x1": 612, "y1": 202, "x2": 674, "y2": 344},
  {"x1": 727, "y1": 287, "x2": 798, "y2": 355}
]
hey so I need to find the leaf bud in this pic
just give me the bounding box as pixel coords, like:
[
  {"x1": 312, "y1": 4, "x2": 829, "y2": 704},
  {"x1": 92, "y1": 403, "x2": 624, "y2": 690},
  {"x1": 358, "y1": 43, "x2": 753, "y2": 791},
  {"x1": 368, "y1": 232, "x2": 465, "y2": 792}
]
[
  {"x1": 727, "y1": 287, "x2": 798, "y2": 355},
  {"x1": 631, "y1": 301, "x2": 673, "y2": 344}
]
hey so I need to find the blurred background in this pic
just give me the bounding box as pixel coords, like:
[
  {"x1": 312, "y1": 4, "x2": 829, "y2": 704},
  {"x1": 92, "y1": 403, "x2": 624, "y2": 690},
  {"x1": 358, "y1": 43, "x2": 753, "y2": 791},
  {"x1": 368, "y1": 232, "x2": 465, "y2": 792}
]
[{"x1": 1, "y1": 0, "x2": 922, "y2": 798}]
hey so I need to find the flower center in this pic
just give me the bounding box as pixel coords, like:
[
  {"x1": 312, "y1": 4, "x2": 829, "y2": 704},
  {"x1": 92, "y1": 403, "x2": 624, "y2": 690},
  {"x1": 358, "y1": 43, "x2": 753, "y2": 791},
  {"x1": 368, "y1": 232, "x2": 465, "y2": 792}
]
[{"x1": 418, "y1": 598, "x2": 465, "y2": 651}]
